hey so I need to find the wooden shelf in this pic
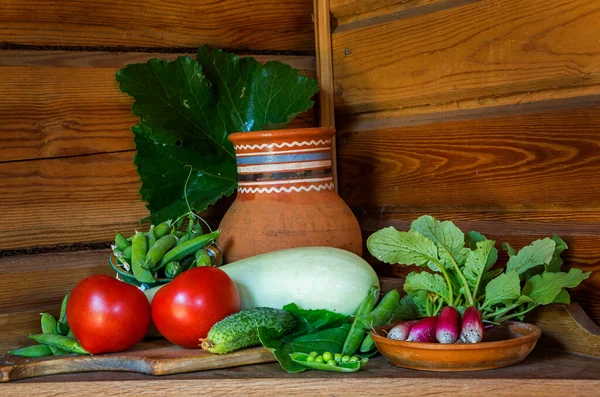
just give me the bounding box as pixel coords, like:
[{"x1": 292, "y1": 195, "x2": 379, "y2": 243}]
[{"x1": 3, "y1": 349, "x2": 600, "y2": 395}]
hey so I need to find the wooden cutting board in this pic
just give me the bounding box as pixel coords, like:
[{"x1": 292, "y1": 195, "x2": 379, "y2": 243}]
[{"x1": 0, "y1": 338, "x2": 275, "y2": 382}]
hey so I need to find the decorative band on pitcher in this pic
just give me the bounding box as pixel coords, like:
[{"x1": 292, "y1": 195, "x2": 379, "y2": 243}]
[{"x1": 234, "y1": 138, "x2": 334, "y2": 194}]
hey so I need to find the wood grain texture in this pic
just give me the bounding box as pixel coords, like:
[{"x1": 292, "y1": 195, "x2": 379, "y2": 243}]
[
  {"x1": 331, "y1": 0, "x2": 470, "y2": 28},
  {"x1": 530, "y1": 303, "x2": 600, "y2": 358},
  {"x1": 332, "y1": 0, "x2": 600, "y2": 115},
  {"x1": 2, "y1": 351, "x2": 600, "y2": 395},
  {"x1": 0, "y1": 52, "x2": 316, "y2": 163},
  {"x1": 0, "y1": 0, "x2": 315, "y2": 51},
  {"x1": 1, "y1": 342, "x2": 275, "y2": 382},
  {"x1": 313, "y1": 0, "x2": 338, "y2": 188},
  {"x1": 338, "y1": 106, "x2": 600, "y2": 211},
  {"x1": 0, "y1": 250, "x2": 113, "y2": 313},
  {"x1": 0, "y1": 151, "x2": 147, "y2": 250}
]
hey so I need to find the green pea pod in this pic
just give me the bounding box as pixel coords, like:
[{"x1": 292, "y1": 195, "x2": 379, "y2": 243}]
[
  {"x1": 147, "y1": 227, "x2": 157, "y2": 249},
  {"x1": 40, "y1": 313, "x2": 69, "y2": 355},
  {"x1": 342, "y1": 286, "x2": 379, "y2": 356},
  {"x1": 187, "y1": 216, "x2": 196, "y2": 233},
  {"x1": 195, "y1": 249, "x2": 212, "y2": 267},
  {"x1": 66, "y1": 329, "x2": 76, "y2": 340},
  {"x1": 289, "y1": 353, "x2": 361, "y2": 372},
  {"x1": 172, "y1": 230, "x2": 186, "y2": 238},
  {"x1": 165, "y1": 261, "x2": 182, "y2": 279},
  {"x1": 131, "y1": 232, "x2": 155, "y2": 284},
  {"x1": 359, "y1": 333, "x2": 376, "y2": 353},
  {"x1": 174, "y1": 217, "x2": 185, "y2": 231},
  {"x1": 29, "y1": 334, "x2": 90, "y2": 355},
  {"x1": 152, "y1": 221, "x2": 169, "y2": 238},
  {"x1": 115, "y1": 233, "x2": 129, "y2": 250},
  {"x1": 56, "y1": 293, "x2": 70, "y2": 335},
  {"x1": 144, "y1": 235, "x2": 177, "y2": 269},
  {"x1": 159, "y1": 231, "x2": 220, "y2": 270},
  {"x1": 121, "y1": 245, "x2": 132, "y2": 261},
  {"x1": 9, "y1": 345, "x2": 54, "y2": 357},
  {"x1": 176, "y1": 232, "x2": 191, "y2": 247},
  {"x1": 358, "y1": 289, "x2": 401, "y2": 329}
]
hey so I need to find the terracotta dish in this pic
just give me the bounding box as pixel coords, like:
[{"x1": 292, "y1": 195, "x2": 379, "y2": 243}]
[{"x1": 371, "y1": 321, "x2": 541, "y2": 371}]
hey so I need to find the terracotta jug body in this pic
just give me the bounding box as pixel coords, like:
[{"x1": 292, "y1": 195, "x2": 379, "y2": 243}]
[{"x1": 218, "y1": 127, "x2": 362, "y2": 263}]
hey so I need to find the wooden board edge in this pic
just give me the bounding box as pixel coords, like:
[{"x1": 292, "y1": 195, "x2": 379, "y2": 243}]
[
  {"x1": 313, "y1": 0, "x2": 338, "y2": 190},
  {"x1": 530, "y1": 303, "x2": 600, "y2": 358}
]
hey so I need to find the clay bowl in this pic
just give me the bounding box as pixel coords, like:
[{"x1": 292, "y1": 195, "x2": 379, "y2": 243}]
[{"x1": 371, "y1": 321, "x2": 541, "y2": 371}]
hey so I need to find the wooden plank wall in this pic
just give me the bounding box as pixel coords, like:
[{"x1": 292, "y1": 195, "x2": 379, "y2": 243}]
[
  {"x1": 329, "y1": 0, "x2": 600, "y2": 323},
  {"x1": 0, "y1": 0, "x2": 316, "y2": 351}
]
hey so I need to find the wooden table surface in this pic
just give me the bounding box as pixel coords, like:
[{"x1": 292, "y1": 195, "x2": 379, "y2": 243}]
[{"x1": 2, "y1": 348, "x2": 600, "y2": 396}]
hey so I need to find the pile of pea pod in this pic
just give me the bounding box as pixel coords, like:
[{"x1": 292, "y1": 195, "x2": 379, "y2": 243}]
[{"x1": 111, "y1": 215, "x2": 222, "y2": 285}]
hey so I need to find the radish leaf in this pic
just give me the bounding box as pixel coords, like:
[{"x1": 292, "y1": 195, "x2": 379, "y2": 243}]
[
  {"x1": 522, "y1": 268, "x2": 590, "y2": 305},
  {"x1": 404, "y1": 272, "x2": 451, "y2": 304},
  {"x1": 411, "y1": 215, "x2": 470, "y2": 268},
  {"x1": 546, "y1": 235, "x2": 568, "y2": 272},
  {"x1": 462, "y1": 239, "x2": 496, "y2": 298},
  {"x1": 366, "y1": 227, "x2": 439, "y2": 267},
  {"x1": 483, "y1": 271, "x2": 521, "y2": 308},
  {"x1": 506, "y1": 238, "x2": 555, "y2": 276}
]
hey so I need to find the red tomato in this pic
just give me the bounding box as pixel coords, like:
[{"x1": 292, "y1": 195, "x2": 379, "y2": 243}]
[
  {"x1": 66, "y1": 275, "x2": 151, "y2": 354},
  {"x1": 151, "y1": 267, "x2": 241, "y2": 348}
]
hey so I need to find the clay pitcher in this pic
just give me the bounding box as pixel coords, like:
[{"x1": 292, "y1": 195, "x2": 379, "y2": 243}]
[{"x1": 218, "y1": 127, "x2": 362, "y2": 263}]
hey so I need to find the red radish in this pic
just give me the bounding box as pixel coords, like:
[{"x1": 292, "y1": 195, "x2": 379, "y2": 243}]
[
  {"x1": 387, "y1": 320, "x2": 419, "y2": 341},
  {"x1": 406, "y1": 317, "x2": 438, "y2": 342},
  {"x1": 435, "y1": 306, "x2": 460, "y2": 344},
  {"x1": 459, "y1": 307, "x2": 484, "y2": 343}
]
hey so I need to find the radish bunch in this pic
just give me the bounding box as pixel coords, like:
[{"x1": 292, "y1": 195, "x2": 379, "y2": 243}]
[{"x1": 387, "y1": 306, "x2": 483, "y2": 344}]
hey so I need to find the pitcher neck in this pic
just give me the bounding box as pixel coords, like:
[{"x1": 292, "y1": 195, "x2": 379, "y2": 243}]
[{"x1": 231, "y1": 130, "x2": 335, "y2": 195}]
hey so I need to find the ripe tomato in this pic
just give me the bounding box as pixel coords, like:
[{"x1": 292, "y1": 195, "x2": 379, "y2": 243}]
[
  {"x1": 151, "y1": 267, "x2": 241, "y2": 348},
  {"x1": 66, "y1": 275, "x2": 151, "y2": 354}
]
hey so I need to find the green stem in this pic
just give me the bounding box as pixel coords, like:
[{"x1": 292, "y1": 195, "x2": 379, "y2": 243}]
[
  {"x1": 431, "y1": 258, "x2": 454, "y2": 306},
  {"x1": 441, "y1": 246, "x2": 474, "y2": 306},
  {"x1": 496, "y1": 304, "x2": 539, "y2": 323},
  {"x1": 425, "y1": 297, "x2": 432, "y2": 317},
  {"x1": 481, "y1": 301, "x2": 524, "y2": 321},
  {"x1": 434, "y1": 298, "x2": 444, "y2": 316}
]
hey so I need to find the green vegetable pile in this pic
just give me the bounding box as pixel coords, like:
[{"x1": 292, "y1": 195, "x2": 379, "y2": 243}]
[
  {"x1": 8, "y1": 294, "x2": 89, "y2": 357},
  {"x1": 116, "y1": 46, "x2": 319, "y2": 224},
  {"x1": 111, "y1": 213, "x2": 220, "y2": 286},
  {"x1": 367, "y1": 215, "x2": 591, "y2": 324}
]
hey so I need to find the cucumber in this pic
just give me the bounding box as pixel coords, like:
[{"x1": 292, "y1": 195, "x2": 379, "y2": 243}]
[{"x1": 201, "y1": 307, "x2": 296, "y2": 354}]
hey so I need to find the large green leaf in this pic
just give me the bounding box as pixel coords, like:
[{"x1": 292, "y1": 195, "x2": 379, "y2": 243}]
[
  {"x1": 522, "y1": 268, "x2": 590, "y2": 305},
  {"x1": 462, "y1": 239, "x2": 496, "y2": 298},
  {"x1": 506, "y1": 238, "x2": 555, "y2": 276},
  {"x1": 411, "y1": 216, "x2": 470, "y2": 268},
  {"x1": 483, "y1": 271, "x2": 521, "y2": 308},
  {"x1": 366, "y1": 227, "x2": 440, "y2": 268},
  {"x1": 404, "y1": 272, "x2": 450, "y2": 303},
  {"x1": 116, "y1": 47, "x2": 318, "y2": 223}
]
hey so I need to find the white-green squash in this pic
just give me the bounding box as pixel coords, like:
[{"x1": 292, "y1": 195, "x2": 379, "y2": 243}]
[{"x1": 220, "y1": 247, "x2": 379, "y2": 315}]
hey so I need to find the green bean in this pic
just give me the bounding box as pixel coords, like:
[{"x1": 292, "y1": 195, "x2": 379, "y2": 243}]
[
  {"x1": 29, "y1": 334, "x2": 90, "y2": 355},
  {"x1": 165, "y1": 261, "x2": 182, "y2": 279},
  {"x1": 176, "y1": 232, "x2": 191, "y2": 247},
  {"x1": 359, "y1": 333, "x2": 375, "y2": 353},
  {"x1": 121, "y1": 245, "x2": 132, "y2": 261},
  {"x1": 153, "y1": 221, "x2": 171, "y2": 239},
  {"x1": 131, "y1": 232, "x2": 155, "y2": 284},
  {"x1": 358, "y1": 289, "x2": 401, "y2": 329},
  {"x1": 144, "y1": 234, "x2": 177, "y2": 269},
  {"x1": 115, "y1": 233, "x2": 129, "y2": 250},
  {"x1": 341, "y1": 286, "x2": 379, "y2": 356},
  {"x1": 195, "y1": 249, "x2": 212, "y2": 267},
  {"x1": 159, "y1": 231, "x2": 220, "y2": 270},
  {"x1": 147, "y1": 227, "x2": 157, "y2": 249},
  {"x1": 40, "y1": 313, "x2": 69, "y2": 355},
  {"x1": 8, "y1": 345, "x2": 54, "y2": 357},
  {"x1": 289, "y1": 353, "x2": 361, "y2": 373},
  {"x1": 174, "y1": 217, "x2": 185, "y2": 230},
  {"x1": 56, "y1": 293, "x2": 70, "y2": 335}
]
